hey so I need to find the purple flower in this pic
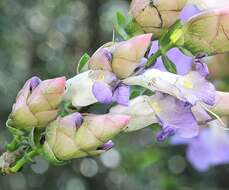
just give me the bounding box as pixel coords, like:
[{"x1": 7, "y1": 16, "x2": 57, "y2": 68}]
[
  {"x1": 148, "y1": 41, "x2": 193, "y2": 75},
  {"x1": 150, "y1": 93, "x2": 200, "y2": 139},
  {"x1": 92, "y1": 82, "x2": 130, "y2": 106},
  {"x1": 171, "y1": 120, "x2": 229, "y2": 171},
  {"x1": 194, "y1": 59, "x2": 209, "y2": 77},
  {"x1": 180, "y1": 5, "x2": 201, "y2": 22}
]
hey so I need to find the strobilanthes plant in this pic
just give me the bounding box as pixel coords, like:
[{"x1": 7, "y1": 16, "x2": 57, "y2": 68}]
[{"x1": 1, "y1": 0, "x2": 229, "y2": 175}]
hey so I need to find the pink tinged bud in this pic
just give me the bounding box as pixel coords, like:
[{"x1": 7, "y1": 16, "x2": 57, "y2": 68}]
[
  {"x1": 74, "y1": 114, "x2": 130, "y2": 150},
  {"x1": 10, "y1": 77, "x2": 66, "y2": 130},
  {"x1": 112, "y1": 34, "x2": 152, "y2": 79},
  {"x1": 89, "y1": 47, "x2": 113, "y2": 71},
  {"x1": 43, "y1": 113, "x2": 129, "y2": 161},
  {"x1": 183, "y1": 8, "x2": 229, "y2": 55},
  {"x1": 130, "y1": 0, "x2": 186, "y2": 37}
]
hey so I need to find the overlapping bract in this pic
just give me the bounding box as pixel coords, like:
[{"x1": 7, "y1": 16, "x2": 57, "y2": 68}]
[
  {"x1": 89, "y1": 34, "x2": 152, "y2": 79},
  {"x1": 9, "y1": 76, "x2": 66, "y2": 131},
  {"x1": 43, "y1": 113, "x2": 130, "y2": 162}
]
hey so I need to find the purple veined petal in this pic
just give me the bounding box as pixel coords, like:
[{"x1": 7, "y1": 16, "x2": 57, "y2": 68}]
[
  {"x1": 180, "y1": 4, "x2": 201, "y2": 22},
  {"x1": 92, "y1": 82, "x2": 113, "y2": 104},
  {"x1": 167, "y1": 48, "x2": 193, "y2": 75},
  {"x1": 148, "y1": 41, "x2": 159, "y2": 58},
  {"x1": 149, "y1": 93, "x2": 200, "y2": 138},
  {"x1": 98, "y1": 140, "x2": 114, "y2": 150},
  {"x1": 194, "y1": 59, "x2": 209, "y2": 77},
  {"x1": 113, "y1": 84, "x2": 130, "y2": 106},
  {"x1": 30, "y1": 76, "x2": 42, "y2": 91},
  {"x1": 156, "y1": 126, "x2": 176, "y2": 142},
  {"x1": 72, "y1": 112, "x2": 83, "y2": 127},
  {"x1": 183, "y1": 120, "x2": 229, "y2": 172},
  {"x1": 177, "y1": 71, "x2": 216, "y2": 106},
  {"x1": 148, "y1": 41, "x2": 193, "y2": 75}
]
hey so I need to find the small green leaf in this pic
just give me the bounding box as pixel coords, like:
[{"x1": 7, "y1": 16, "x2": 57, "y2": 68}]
[
  {"x1": 162, "y1": 55, "x2": 177, "y2": 74},
  {"x1": 115, "y1": 12, "x2": 130, "y2": 40},
  {"x1": 76, "y1": 53, "x2": 90, "y2": 74},
  {"x1": 6, "y1": 119, "x2": 25, "y2": 136}
]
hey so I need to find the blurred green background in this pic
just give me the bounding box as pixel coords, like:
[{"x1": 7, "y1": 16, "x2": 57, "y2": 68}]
[{"x1": 1, "y1": 0, "x2": 229, "y2": 190}]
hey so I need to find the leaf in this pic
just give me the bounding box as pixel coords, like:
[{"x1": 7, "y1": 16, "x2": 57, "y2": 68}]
[
  {"x1": 115, "y1": 12, "x2": 130, "y2": 40},
  {"x1": 6, "y1": 119, "x2": 25, "y2": 136},
  {"x1": 76, "y1": 53, "x2": 90, "y2": 74},
  {"x1": 162, "y1": 55, "x2": 177, "y2": 74},
  {"x1": 182, "y1": 8, "x2": 229, "y2": 55}
]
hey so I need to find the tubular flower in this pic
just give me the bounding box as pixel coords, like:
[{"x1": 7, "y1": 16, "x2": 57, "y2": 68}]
[
  {"x1": 9, "y1": 76, "x2": 66, "y2": 131},
  {"x1": 43, "y1": 113, "x2": 130, "y2": 162},
  {"x1": 111, "y1": 93, "x2": 200, "y2": 139},
  {"x1": 123, "y1": 68, "x2": 215, "y2": 106},
  {"x1": 89, "y1": 34, "x2": 152, "y2": 79},
  {"x1": 130, "y1": 0, "x2": 187, "y2": 37},
  {"x1": 64, "y1": 70, "x2": 117, "y2": 107}
]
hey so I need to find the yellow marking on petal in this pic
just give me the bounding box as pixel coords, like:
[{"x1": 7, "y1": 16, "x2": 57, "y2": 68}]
[
  {"x1": 182, "y1": 78, "x2": 193, "y2": 89},
  {"x1": 96, "y1": 74, "x2": 105, "y2": 81},
  {"x1": 149, "y1": 101, "x2": 162, "y2": 114}
]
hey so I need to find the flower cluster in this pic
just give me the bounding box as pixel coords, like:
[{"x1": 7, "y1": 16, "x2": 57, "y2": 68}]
[{"x1": 1, "y1": 0, "x2": 229, "y2": 174}]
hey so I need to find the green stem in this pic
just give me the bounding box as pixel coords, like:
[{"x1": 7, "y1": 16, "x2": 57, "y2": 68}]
[
  {"x1": 10, "y1": 150, "x2": 38, "y2": 173},
  {"x1": 145, "y1": 49, "x2": 161, "y2": 68},
  {"x1": 5, "y1": 136, "x2": 21, "y2": 151}
]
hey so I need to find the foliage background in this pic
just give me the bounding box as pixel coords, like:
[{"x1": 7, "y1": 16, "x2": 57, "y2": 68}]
[{"x1": 0, "y1": 0, "x2": 229, "y2": 190}]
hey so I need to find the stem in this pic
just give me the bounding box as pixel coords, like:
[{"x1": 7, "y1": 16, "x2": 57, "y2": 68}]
[
  {"x1": 10, "y1": 150, "x2": 38, "y2": 173},
  {"x1": 145, "y1": 49, "x2": 161, "y2": 68},
  {"x1": 5, "y1": 136, "x2": 21, "y2": 151}
]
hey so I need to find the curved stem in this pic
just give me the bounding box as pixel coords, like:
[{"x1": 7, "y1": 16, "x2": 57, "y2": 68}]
[
  {"x1": 10, "y1": 149, "x2": 38, "y2": 173},
  {"x1": 5, "y1": 135, "x2": 21, "y2": 151}
]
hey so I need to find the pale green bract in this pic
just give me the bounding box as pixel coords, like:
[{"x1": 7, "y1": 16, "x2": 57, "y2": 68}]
[{"x1": 182, "y1": 8, "x2": 229, "y2": 55}]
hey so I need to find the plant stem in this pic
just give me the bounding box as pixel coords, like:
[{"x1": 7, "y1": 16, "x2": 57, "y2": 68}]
[
  {"x1": 5, "y1": 135, "x2": 21, "y2": 151},
  {"x1": 10, "y1": 150, "x2": 38, "y2": 173},
  {"x1": 145, "y1": 49, "x2": 161, "y2": 68}
]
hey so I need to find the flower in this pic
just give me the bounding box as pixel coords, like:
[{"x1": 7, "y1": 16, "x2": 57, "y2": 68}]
[
  {"x1": 89, "y1": 34, "x2": 152, "y2": 79},
  {"x1": 9, "y1": 76, "x2": 66, "y2": 131},
  {"x1": 110, "y1": 95, "x2": 158, "y2": 131},
  {"x1": 64, "y1": 70, "x2": 118, "y2": 107},
  {"x1": 111, "y1": 93, "x2": 200, "y2": 139},
  {"x1": 148, "y1": 41, "x2": 193, "y2": 75},
  {"x1": 171, "y1": 120, "x2": 229, "y2": 171},
  {"x1": 43, "y1": 113, "x2": 130, "y2": 162},
  {"x1": 92, "y1": 83, "x2": 130, "y2": 106},
  {"x1": 123, "y1": 68, "x2": 215, "y2": 105}
]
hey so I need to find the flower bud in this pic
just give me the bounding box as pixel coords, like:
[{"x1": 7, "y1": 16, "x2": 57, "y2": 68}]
[
  {"x1": 112, "y1": 34, "x2": 152, "y2": 79},
  {"x1": 9, "y1": 76, "x2": 66, "y2": 130},
  {"x1": 89, "y1": 46, "x2": 113, "y2": 71},
  {"x1": 130, "y1": 0, "x2": 187, "y2": 37},
  {"x1": 43, "y1": 113, "x2": 130, "y2": 162},
  {"x1": 89, "y1": 34, "x2": 152, "y2": 79}
]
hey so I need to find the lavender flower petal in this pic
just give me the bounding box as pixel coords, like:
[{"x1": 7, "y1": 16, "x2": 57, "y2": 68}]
[
  {"x1": 92, "y1": 82, "x2": 113, "y2": 104},
  {"x1": 195, "y1": 60, "x2": 209, "y2": 77},
  {"x1": 30, "y1": 76, "x2": 41, "y2": 91},
  {"x1": 148, "y1": 41, "x2": 193, "y2": 75},
  {"x1": 150, "y1": 93, "x2": 200, "y2": 138},
  {"x1": 156, "y1": 126, "x2": 176, "y2": 142},
  {"x1": 180, "y1": 5, "x2": 201, "y2": 22},
  {"x1": 113, "y1": 84, "x2": 130, "y2": 106}
]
